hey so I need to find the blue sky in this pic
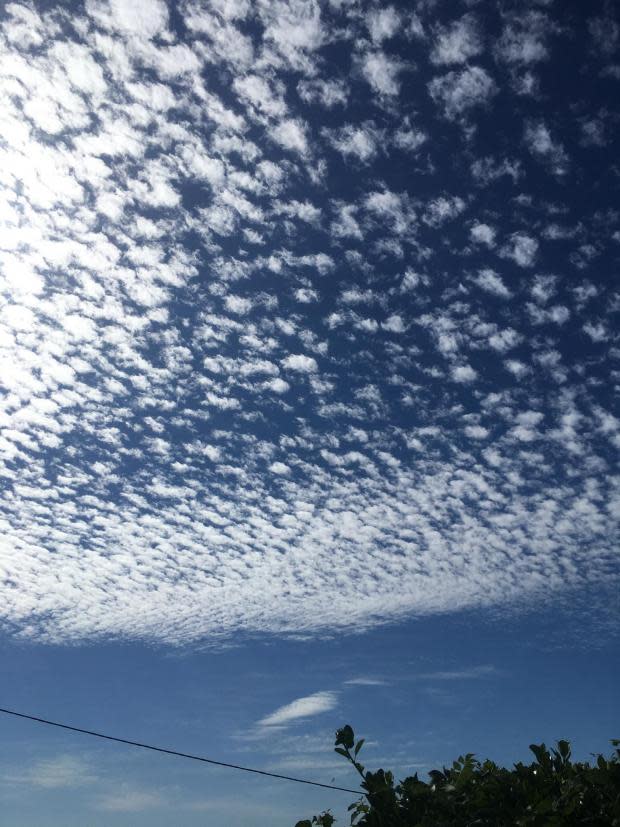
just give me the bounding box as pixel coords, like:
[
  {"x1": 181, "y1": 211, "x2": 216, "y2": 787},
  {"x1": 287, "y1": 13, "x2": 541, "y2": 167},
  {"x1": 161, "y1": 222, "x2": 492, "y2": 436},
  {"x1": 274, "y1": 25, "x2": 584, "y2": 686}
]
[{"x1": 0, "y1": 0, "x2": 618, "y2": 823}]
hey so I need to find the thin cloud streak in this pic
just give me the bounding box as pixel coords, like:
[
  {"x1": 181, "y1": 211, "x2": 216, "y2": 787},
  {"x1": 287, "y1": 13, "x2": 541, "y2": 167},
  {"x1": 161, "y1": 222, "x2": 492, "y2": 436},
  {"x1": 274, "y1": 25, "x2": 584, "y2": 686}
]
[
  {"x1": 257, "y1": 692, "x2": 339, "y2": 728},
  {"x1": 415, "y1": 666, "x2": 499, "y2": 681}
]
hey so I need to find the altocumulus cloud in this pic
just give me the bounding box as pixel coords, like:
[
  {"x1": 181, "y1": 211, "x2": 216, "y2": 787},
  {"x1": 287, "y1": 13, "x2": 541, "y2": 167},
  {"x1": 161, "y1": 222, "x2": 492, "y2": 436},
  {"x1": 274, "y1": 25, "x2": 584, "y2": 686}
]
[{"x1": 0, "y1": 0, "x2": 618, "y2": 647}]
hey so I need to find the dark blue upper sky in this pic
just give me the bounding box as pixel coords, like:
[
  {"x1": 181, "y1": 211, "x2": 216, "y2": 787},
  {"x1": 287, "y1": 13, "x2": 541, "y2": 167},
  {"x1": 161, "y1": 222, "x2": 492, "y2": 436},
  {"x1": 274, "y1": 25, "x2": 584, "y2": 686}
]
[{"x1": 0, "y1": 0, "x2": 618, "y2": 823}]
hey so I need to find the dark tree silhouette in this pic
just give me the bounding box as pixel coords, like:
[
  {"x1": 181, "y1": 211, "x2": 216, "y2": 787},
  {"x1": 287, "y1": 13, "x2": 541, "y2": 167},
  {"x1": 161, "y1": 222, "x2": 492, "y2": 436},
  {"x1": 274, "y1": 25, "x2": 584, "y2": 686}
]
[{"x1": 295, "y1": 725, "x2": 620, "y2": 826}]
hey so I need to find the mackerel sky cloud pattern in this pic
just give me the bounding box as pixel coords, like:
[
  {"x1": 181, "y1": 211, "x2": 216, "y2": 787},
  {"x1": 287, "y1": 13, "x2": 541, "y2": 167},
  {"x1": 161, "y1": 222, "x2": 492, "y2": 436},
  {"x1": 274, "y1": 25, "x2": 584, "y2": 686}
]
[{"x1": 0, "y1": 0, "x2": 618, "y2": 646}]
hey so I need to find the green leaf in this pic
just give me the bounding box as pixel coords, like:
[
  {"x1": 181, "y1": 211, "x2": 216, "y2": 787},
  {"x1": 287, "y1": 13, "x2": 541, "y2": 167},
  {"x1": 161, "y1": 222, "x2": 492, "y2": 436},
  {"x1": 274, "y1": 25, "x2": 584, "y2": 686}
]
[
  {"x1": 530, "y1": 743, "x2": 548, "y2": 765},
  {"x1": 294, "y1": 821, "x2": 312, "y2": 827},
  {"x1": 335, "y1": 747, "x2": 349, "y2": 758},
  {"x1": 336, "y1": 725, "x2": 355, "y2": 750},
  {"x1": 354, "y1": 739, "x2": 365, "y2": 756},
  {"x1": 558, "y1": 740, "x2": 571, "y2": 760},
  {"x1": 535, "y1": 797, "x2": 552, "y2": 814}
]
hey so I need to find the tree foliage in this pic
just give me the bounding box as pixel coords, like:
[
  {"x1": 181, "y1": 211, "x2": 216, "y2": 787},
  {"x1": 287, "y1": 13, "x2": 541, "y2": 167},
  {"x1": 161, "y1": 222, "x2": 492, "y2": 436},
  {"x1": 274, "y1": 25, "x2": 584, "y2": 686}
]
[{"x1": 295, "y1": 725, "x2": 620, "y2": 827}]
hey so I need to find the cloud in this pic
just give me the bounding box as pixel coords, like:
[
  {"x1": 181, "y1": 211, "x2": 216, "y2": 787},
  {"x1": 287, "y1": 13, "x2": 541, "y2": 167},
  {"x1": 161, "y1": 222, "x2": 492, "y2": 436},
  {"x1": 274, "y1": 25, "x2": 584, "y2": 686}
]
[
  {"x1": 589, "y1": 12, "x2": 620, "y2": 59},
  {"x1": 270, "y1": 118, "x2": 310, "y2": 156},
  {"x1": 297, "y1": 77, "x2": 348, "y2": 108},
  {"x1": 423, "y1": 195, "x2": 466, "y2": 227},
  {"x1": 393, "y1": 120, "x2": 427, "y2": 152},
  {"x1": 234, "y1": 74, "x2": 287, "y2": 119},
  {"x1": 360, "y1": 51, "x2": 402, "y2": 97},
  {"x1": 269, "y1": 461, "x2": 290, "y2": 474},
  {"x1": 367, "y1": 7, "x2": 401, "y2": 44},
  {"x1": 326, "y1": 122, "x2": 382, "y2": 163},
  {"x1": 470, "y1": 156, "x2": 521, "y2": 185},
  {"x1": 97, "y1": 785, "x2": 163, "y2": 812},
  {"x1": 501, "y1": 233, "x2": 539, "y2": 268},
  {"x1": 225, "y1": 295, "x2": 253, "y2": 314},
  {"x1": 505, "y1": 360, "x2": 530, "y2": 379},
  {"x1": 428, "y1": 66, "x2": 497, "y2": 119},
  {"x1": 465, "y1": 425, "x2": 489, "y2": 440},
  {"x1": 331, "y1": 202, "x2": 363, "y2": 239},
  {"x1": 259, "y1": 0, "x2": 325, "y2": 73},
  {"x1": 583, "y1": 321, "x2": 608, "y2": 342},
  {"x1": 495, "y1": 11, "x2": 554, "y2": 66},
  {"x1": 275, "y1": 199, "x2": 321, "y2": 225},
  {"x1": 257, "y1": 691, "x2": 338, "y2": 727},
  {"x1": 382, "y1": 314, "x2": 406, "y2": 333},
  {"x1": 9, "y1": 755, "x2": 96, "y2": 789},
  {"x1": 475, "y1": 268, "x2": 511, "y2": 298},
  {"x1": 85, "y1": 0, "x2": 170, "y2": 39},
  {"x1": 470, "y1": 222, "x2": 496, "y2": 247},
  {"x1": 451, "y1": 364, "x2": 477, "y2": 383},
  {"x1": 431, "y1": 14, "x2": 483, "y2": 65},
  {"x1": 0, "y1": 0, "x2": 616, "y2": 652},
  {"x1": 281, "y1": 354, "x2": 319, "y2": 373},
  {"x1": 416, "y1": 665, "x2": 497, "y2": 680},
  {"x1": 263, "y1": 377, "x2": 290, "y2": 393},
  {"x1": 524, "y1": 121, "x2": 569, "y2": 175}
]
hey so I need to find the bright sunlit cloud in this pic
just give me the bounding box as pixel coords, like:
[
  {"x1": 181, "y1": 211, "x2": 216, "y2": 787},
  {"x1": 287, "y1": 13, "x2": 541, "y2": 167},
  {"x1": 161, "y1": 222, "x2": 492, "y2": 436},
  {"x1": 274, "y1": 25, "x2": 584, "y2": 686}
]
[{"x1": 257, "y1": 692, "x2": 339, "y2": 728}]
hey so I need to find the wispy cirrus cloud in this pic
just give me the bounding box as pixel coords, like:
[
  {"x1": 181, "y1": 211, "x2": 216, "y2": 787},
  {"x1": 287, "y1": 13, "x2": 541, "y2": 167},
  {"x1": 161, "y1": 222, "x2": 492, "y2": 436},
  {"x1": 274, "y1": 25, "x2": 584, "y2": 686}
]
[
  {"x1": 4, "y1": 754, "x2": 96, "y2": 789},
  {"x1": 415, "y1": 665, "x2": 499, "y2": 681},
  {"x1": 97, "y1": 786, "x2": 164, "y2": 813},
  {"x1": 343, "y1": 677, "x2": 389, "y2": 687}
]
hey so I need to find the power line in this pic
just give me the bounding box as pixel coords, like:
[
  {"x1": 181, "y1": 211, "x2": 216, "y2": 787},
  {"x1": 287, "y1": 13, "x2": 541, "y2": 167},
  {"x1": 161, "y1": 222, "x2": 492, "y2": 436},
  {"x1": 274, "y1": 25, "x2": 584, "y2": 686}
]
[{"x1": 0, "y1": 706, "x2": 360, "y2": 795}]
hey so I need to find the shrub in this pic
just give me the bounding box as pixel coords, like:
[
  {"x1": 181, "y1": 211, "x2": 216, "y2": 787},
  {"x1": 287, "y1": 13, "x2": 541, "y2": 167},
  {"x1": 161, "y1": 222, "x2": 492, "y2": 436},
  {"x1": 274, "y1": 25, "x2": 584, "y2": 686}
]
[{"x1": 295, "y1": 725, "x2": 620, "y2": 826}]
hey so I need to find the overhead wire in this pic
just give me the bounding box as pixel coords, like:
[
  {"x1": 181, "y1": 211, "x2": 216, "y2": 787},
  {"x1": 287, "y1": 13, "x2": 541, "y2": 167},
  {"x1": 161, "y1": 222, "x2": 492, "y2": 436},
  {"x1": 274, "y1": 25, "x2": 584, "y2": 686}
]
[{"x1": 0, "y1": 706, "x2": 360, "y2": 795}]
